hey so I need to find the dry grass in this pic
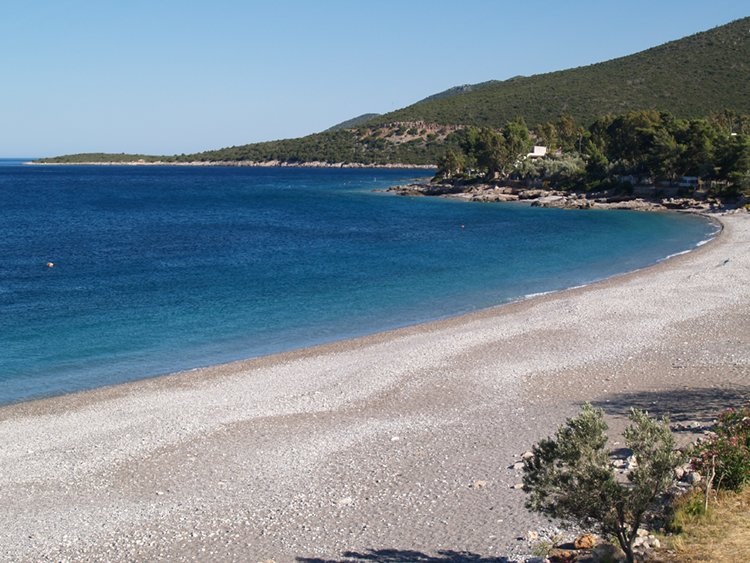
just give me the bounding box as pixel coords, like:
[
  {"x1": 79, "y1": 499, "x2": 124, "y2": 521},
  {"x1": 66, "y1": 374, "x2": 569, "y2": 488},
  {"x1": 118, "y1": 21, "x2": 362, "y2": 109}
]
[{"x1": 656, "y1": 487, "x2": 750, "y2": 562}]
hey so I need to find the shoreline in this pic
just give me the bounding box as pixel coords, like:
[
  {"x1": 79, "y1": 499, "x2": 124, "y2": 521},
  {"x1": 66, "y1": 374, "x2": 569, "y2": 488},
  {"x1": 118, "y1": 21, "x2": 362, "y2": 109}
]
[
  {"x1": 388, "y1": 181, "x2": 738, "y2": 213},
  {"x1": 1, "y1": 212, "x2": 748, "y2": 561},
  {"x1": 26, "y1": 160, "x2": 437, "y2": 169},
  {"x1": 1, "y1": 211, "x2": 722, "y2": 411}
]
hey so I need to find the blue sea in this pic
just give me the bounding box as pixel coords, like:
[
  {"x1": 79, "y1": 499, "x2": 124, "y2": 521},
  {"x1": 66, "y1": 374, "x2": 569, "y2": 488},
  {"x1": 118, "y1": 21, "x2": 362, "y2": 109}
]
[{"x1": 0, "y1": 160, "x2": 717, "y2": 405}]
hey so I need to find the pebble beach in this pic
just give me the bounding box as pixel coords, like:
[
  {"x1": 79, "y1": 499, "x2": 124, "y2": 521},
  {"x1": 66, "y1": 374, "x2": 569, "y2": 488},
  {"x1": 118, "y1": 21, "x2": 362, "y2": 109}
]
[{"x1": 0, "y1": 211, "x2": 748, "y2": 562}]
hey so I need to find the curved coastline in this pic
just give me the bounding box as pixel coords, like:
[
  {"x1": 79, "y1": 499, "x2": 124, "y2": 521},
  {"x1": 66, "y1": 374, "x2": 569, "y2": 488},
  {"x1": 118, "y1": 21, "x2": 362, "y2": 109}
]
[
  {"x1": 26, "y1": 159, "x2": 438, "y2": 169},
  {"x1": 0, "y1": 211, "x2": 747, "y2": 562},
  {"x1": 1, "y1": 210, "x2": 721, "y2": 411}
]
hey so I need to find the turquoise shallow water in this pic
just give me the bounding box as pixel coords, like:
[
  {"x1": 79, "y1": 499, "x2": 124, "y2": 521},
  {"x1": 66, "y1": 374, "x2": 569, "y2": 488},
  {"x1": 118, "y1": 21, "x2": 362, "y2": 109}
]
[{"x1": 0, "y1": 162, "x2": 717, "y2": 404}]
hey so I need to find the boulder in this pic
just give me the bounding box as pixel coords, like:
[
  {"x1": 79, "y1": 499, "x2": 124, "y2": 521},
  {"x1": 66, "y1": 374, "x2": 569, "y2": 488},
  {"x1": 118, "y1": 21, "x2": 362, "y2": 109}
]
[
  {"x1": 625, "y1": 455, "x2": 638, "y2": 470},
  {"x1": 574, "y1": 533, "x2": 597, "y2": 549},
  {"x1": 531, "y1": 195, "x2": 567, "y2": 208},
  {"x1": 548, "y1": 548, "x2": 575, "y2": 562},
  {"x1": 588, "y1": 543, "x2": 625, "y2": 562}
]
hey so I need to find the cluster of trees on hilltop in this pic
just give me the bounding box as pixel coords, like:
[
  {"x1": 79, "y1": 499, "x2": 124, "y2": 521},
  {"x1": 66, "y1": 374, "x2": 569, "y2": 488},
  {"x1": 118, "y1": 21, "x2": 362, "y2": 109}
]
[{"x1": 436, "y1": 110, "x2": 750, "y2": 198}]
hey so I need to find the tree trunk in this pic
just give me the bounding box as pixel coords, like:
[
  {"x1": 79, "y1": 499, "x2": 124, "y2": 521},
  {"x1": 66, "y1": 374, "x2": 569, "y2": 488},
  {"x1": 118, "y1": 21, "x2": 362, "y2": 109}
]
[{"x1": 614, "y1": 528, "x2": 635, "y2": 563}]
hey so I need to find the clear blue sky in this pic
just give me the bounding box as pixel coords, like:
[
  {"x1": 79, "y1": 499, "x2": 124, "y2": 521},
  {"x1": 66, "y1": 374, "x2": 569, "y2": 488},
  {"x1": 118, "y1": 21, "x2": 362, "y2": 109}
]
[{"x1": 1, "y1": 0, "x2": 747, "y2": 157}]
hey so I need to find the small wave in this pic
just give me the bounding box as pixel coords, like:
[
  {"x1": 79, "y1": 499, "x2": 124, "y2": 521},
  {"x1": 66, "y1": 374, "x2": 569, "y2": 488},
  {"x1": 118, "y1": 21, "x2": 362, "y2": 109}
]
[
  {"x1": 659, "y1": 249, "x2": 692, "y2": 262},
  {"x1": 657, "y1": 230, "x2": 716, "y2": 262},
  {"x1": 523, "y1": 290, "x2": 554, "y2": 299},
  {"x1": 523, "y1": 281, "x2": 612, "y2": 301}
]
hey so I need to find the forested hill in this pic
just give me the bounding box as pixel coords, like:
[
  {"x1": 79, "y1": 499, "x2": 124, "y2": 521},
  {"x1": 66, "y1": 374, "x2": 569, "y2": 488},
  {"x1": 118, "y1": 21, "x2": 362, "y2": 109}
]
[
  {"x1": 368, "y1": 16, "x2": 750, "y2": 128},
  {"x1": 324, "y1": 113, "x2": 381, "y2": 132},
  {"x1": 37, "y1": 16, "x2": 750, "y2": 166}
]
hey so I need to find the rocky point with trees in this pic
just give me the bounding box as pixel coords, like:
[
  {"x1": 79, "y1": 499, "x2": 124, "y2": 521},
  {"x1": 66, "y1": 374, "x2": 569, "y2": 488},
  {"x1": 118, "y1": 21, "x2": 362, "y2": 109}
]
[{"x1": 411, "y1": 110, "x2": 750, "y2": 211}]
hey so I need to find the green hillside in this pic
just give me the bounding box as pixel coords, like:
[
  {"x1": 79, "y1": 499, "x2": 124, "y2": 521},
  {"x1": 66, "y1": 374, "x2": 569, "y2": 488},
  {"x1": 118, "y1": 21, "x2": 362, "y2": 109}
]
[
  {"x1": 37, "y1": 16, "x2": 750, "y2": 166},
  {"x1": 370, "y1": 16, "x2": 750, "y2": 129},
  {"x1": 324, "y1": 113, "x2": 381, "y2": 132},
  {"x1": 415, "y1": 81, "x2": 499, "y2": 103},
  {"x1": 37, "y1": 125, "x2": 455, "y2": 166}
]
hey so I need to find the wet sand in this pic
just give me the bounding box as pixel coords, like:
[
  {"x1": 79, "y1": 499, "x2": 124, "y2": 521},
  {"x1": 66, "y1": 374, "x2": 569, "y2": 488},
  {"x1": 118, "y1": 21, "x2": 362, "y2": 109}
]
[{"x1": 1, "y1": 212, "x2": 748, "y2": 562}]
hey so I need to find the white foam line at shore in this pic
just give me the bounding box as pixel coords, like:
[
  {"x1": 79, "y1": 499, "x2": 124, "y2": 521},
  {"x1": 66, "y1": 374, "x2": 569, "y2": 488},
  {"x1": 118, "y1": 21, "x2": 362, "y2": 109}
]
[
  {"x1": 521, "y1": 231, "x2": 715, "y2": 304},
  {"x1": 660, "y1": 249, "x2": 693, "y2": 261}
]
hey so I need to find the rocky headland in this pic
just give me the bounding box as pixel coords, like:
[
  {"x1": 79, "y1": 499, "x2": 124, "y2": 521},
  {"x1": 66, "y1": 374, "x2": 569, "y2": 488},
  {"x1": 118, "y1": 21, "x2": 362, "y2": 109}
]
[{"x1": 387, "y1": 181, "x2": 743, "y2": 212}]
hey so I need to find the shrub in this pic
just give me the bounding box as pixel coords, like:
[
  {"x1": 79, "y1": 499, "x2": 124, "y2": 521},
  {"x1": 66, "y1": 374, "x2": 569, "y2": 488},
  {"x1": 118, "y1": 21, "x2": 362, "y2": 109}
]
[
  {"x1": 523, "y1": 404, "x2": 682, "y2": 563},
  {"x1": 516, "y1": 154, "x2": 586, "y2": 185},
  {"x1": 692, "y1": 405, "x2": 750, "y2": 491}
]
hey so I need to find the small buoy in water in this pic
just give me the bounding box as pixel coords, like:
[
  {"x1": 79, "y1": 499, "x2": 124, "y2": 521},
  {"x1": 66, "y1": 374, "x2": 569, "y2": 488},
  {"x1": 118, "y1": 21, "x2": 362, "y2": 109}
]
[
  {"x1": 46, "y1": 262, "x2": 55, "y2": 268},
  {"x1": 460, "y1": 224, "x2": 465, "y2": 229}
]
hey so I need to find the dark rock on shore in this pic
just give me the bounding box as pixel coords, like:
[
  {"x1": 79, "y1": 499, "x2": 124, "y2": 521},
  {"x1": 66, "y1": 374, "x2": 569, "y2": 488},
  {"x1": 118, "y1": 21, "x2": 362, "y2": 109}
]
[
  {"x1": 387, "y1": 182, "x2": 465, "y2": 196},
  {"x1": 388, "y1": 180, "x2": 742, "y2": 213}
]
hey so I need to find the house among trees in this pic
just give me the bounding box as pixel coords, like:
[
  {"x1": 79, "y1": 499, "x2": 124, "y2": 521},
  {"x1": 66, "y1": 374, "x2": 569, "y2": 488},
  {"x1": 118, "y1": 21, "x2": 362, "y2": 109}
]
[{"x1": 526, "y1": 145, "x2": 548, "y2": 159}]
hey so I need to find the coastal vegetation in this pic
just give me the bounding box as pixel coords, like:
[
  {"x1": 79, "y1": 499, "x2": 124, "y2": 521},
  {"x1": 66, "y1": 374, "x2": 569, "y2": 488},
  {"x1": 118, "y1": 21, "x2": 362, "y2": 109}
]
[
  {"x1": 435, "y1": 110, "x2": 750, "y2": 199},
  {"x1": 691, "y1": 405, "x2": 750, "y2": 493},
  {"x1": 654, "y1": 406, "x2": 750, "y2": 560},
  {"x1": 523, "y1": 404, "x2": 681, "y2": 563},
  {"x1": 41, "y1": 111, "x2": 750, "y2": 204},
  {"x1": 523, "y1": 403, "x2": 750, "y2": 561},
  {"x1": 188, "y1": 126, "x2": 452, "y2": 165},
  {"x1": 36, "y1": 126, "x2": 457, "y2": 166},
  {"x1": 665, "y1": 487, "x2": 750, "y2": 561}
]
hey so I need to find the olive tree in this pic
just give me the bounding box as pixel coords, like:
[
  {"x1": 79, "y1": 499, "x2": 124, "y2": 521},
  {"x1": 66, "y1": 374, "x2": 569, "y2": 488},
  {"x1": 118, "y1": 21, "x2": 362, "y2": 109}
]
[{"x1": 523, "y1": 404, "x2": 682, "y2": 563}]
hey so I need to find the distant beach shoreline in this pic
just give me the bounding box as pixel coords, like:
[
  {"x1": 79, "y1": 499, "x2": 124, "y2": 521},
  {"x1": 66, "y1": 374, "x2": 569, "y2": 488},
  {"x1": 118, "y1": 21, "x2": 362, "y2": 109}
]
[
  {"x1": 0, "y1": 211, "x2": 747, "y2": 561},
  {"x1": 26, "y1": 159, "x2": 437, "y2": 169}
]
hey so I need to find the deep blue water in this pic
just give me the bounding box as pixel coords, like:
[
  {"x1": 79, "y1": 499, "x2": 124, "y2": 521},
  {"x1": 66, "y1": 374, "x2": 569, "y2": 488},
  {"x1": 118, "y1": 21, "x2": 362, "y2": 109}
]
[{"x1": 0, "y1": 161, "x2": 717, "y2": 404}]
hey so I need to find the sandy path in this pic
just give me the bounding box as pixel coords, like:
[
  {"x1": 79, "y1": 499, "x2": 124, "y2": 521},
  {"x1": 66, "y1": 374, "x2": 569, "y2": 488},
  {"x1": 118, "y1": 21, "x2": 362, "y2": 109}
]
[{"x1": 1, "y1": 212, "x2": 748, "y2": 562}]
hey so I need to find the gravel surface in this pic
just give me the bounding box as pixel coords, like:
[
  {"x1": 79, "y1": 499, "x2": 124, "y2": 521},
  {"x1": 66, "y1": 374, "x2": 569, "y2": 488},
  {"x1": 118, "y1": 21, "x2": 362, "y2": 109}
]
[{"x1": 1, "y1": 212, "x2": 748, "y2": 563}]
